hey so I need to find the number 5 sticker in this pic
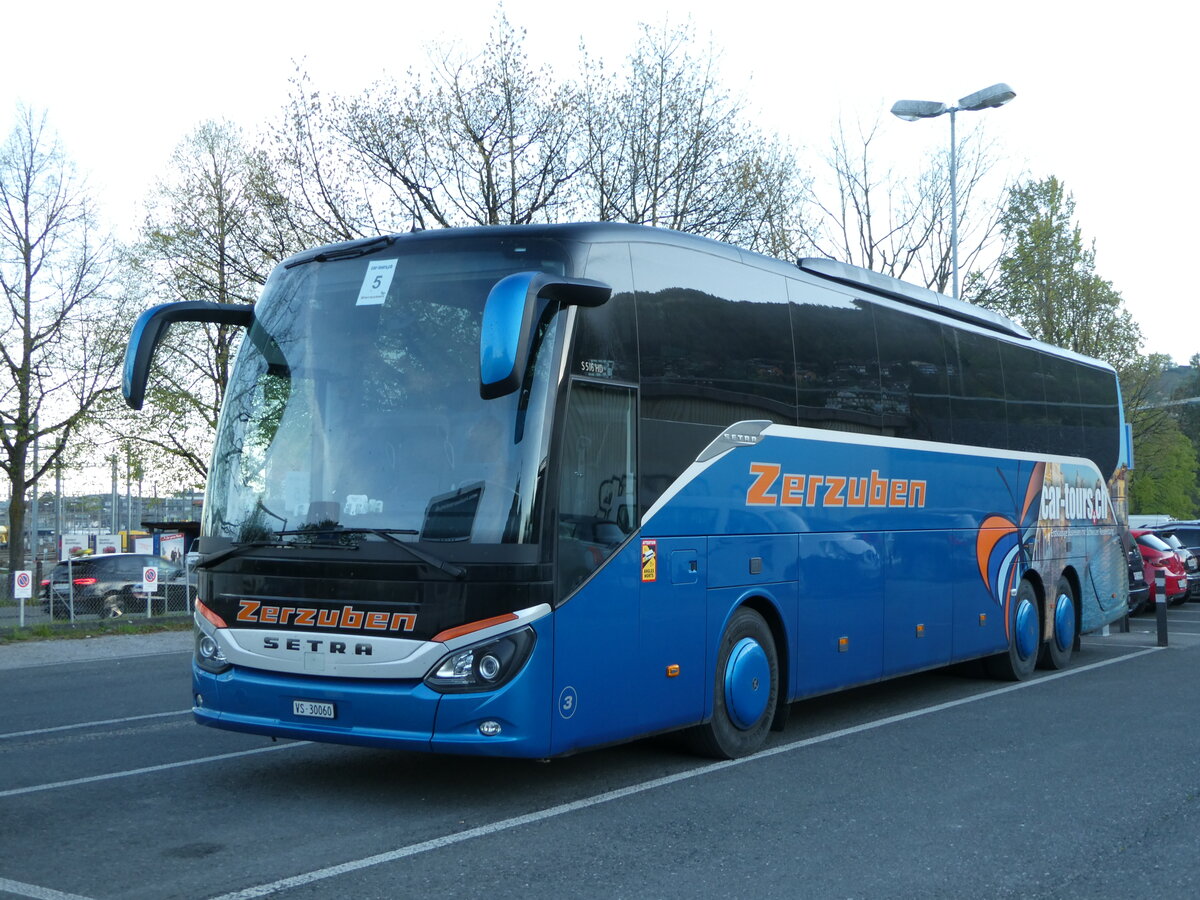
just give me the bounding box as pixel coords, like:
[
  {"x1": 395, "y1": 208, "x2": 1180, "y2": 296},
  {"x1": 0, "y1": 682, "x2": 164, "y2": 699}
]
[{"x1": 356, "y1": 259, "x2": 397, "y2": 306}]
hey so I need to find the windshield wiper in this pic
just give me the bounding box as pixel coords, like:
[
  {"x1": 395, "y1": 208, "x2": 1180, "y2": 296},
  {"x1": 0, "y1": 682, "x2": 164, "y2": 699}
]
[
  {"x1": 284, "y1": 235, "x2": 396, "y2": 269},
  {"x1": 195, "y1": 538, "x2": 357, "y2": 569},
  {"x1": 275, "y1": 527, "x2": 466, "y2": 578},
  {"x1": 196, "y1": 526, "x2": 466, "y2": 578}
]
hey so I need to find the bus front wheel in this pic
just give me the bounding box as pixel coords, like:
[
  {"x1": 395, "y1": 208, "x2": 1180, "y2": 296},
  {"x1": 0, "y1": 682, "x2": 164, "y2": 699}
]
[
  {"x1": 686, "y1": 607, "x2": 779, "y2": 759},
  {"x1": 986, "y1": 578, "x2": 1041, "y2": 681}
]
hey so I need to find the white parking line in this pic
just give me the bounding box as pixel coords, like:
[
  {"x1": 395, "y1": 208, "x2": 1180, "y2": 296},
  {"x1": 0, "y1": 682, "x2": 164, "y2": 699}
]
[
  {"x1": 205, "y1": 646, "x2": 1163, "y2": 900},
  {"x1": 0, "y1": 710, "x2": 190, "y2": 740},
  {"x1": 0, "y1": 742, "x2": 307, "y2": 799},
  {"x1": 0, "y1": 876, "x2": 95, "y2": 900}
]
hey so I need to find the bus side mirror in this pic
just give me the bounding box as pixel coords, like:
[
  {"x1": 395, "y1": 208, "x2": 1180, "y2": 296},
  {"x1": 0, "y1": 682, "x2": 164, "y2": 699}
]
[
  {"x1": 123, "y1": 301, "x2": 254, "y2": 409},
  {"x1": 479, "y1": 272, "x2": 611, "y2": 399}
]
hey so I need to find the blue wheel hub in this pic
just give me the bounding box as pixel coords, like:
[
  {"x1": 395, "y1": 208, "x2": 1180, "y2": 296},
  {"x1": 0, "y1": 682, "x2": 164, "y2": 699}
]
[
  {"x1": 1054, "y1": 592, "x2": 1076, "y2": 652},
  {"x1": 1014, "y1": 596, "x2": 1038, "y2": 661},
  {"x1": 724, "y1": 637, "x2": 770, "y2": 730}
]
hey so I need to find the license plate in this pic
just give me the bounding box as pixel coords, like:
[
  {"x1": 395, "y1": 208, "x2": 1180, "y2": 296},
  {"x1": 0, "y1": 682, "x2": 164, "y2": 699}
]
[
  {"x1": 1134, "y1": 572, "x2": 1144, "y2": 582},
  {"x1": 293, "y1": 700, "x2": 335, "y2": 719}
]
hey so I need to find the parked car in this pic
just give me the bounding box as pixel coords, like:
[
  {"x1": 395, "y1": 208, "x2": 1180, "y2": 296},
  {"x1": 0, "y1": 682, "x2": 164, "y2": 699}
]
[
  {"x1": 1154, "y1": 522, "x2": 1200, "y2": 600},
  {"x1": 1124, "y1": 531, "x2": 1150, "y2": 614},
  {"x1": 43, "y1": 552, "x2": 196, "y2": 619},
  {"x1": 1130, "y1": 530, "x2": 1189, "y2": 607}
]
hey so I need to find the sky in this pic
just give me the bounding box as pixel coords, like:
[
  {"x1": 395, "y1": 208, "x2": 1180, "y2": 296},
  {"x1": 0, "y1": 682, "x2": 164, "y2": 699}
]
[{"x1": 2, "y1": 0, "x2": 1197, "y2": 370}]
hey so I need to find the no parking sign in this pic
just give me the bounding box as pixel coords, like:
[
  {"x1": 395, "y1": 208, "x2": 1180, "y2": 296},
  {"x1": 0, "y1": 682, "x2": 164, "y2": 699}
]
[
  {"x1": 14, "y1": 570, "x2": 32, "y2": 599},
  {"x1": 142, "y1": 566, "x2": 160, "y2": 595}
]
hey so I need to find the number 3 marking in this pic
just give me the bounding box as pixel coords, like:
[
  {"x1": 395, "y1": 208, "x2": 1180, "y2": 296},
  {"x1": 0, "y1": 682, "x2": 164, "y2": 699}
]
[{"x1": 558, "y1": 686, "x2": 578, "y2": 719}]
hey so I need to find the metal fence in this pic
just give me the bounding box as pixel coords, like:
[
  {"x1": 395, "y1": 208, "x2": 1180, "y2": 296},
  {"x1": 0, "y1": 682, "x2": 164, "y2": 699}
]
[{"x1": 1, "y1": 558, "x2": 197, "y2": 629}]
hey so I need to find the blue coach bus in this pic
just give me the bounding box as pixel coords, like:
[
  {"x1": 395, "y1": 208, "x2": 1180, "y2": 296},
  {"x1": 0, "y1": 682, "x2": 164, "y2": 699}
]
[{"x1": 124, "y1": 223, "x2": 1130, "y2": 759}]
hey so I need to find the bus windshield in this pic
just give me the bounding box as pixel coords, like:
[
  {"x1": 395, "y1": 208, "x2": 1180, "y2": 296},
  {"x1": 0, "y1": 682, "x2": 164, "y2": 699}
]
[{"x1": 204, "y1": 236, "x2": 571, "y2": 548}]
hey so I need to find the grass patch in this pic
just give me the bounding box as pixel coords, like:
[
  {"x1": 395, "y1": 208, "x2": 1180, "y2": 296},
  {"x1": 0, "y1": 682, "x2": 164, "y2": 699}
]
[{"x1": 0, "y1": 616, "x2": 192, "y2": 645}]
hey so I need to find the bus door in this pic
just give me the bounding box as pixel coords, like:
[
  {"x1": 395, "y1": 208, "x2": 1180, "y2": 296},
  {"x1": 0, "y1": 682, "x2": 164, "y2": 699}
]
[
  {"x1": 553, "y1": 381, "x2": 644, "y2": 751},
  {"x1": 638, "y1": 537, "x2": 706, "y2": 732}
]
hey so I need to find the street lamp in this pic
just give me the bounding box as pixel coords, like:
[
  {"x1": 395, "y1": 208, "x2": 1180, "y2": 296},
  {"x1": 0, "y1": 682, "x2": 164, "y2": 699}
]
[{"x1": 890, "y1": 83, "x2": 1016, "y2": 300}]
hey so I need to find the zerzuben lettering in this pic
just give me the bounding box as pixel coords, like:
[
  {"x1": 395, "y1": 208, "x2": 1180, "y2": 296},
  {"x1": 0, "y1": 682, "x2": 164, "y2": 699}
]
[
  {"x1": 236, "y1": 601, "x2": 416, "y2": 633},
  {"x1": 746, "y1": 464, "x2": 927, "y2": 509}
]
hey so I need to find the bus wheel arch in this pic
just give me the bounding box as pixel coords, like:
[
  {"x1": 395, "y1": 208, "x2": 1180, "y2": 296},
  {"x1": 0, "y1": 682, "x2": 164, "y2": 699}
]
[
  {"x1": 1038, "y1": 570, "x2": 1079, "y2": 670},
  {"x1": 686, "y1": 603, "x2": 781, "y2": 759}
]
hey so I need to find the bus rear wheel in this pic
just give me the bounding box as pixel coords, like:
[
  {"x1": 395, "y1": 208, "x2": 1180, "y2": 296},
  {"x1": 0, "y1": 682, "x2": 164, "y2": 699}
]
[
  {"x1": 686, "y1": 607, "x2": 778, "y2": 759},
  {"x1": 986, "y1": 578, "x2": 1041, "y2": 681},
  {"x1": 1038, "y1": 577, "x2": 1076, "y2": 670}
]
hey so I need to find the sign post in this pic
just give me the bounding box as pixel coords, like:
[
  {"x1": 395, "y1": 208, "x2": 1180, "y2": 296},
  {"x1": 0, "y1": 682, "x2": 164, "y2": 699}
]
[
  {"x1": 14, "y1": 570, "x2": 32, "y2": 627},
  {"x1": 1155, "y1": 570, "x2": 1168, "y2": 647},
  {"x1": 142, "y1": 566, "x2": 159, "y2": 618}
]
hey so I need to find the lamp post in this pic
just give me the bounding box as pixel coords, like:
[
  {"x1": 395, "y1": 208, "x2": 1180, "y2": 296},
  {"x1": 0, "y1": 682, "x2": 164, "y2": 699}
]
[{"x1": 890, "y1": 83, "x2": 1016, "y2": 300}]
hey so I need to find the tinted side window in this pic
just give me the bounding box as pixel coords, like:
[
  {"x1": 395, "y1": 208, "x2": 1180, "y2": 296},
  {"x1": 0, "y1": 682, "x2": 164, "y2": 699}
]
[
  {"x1": 789, "y1": 280, "x2": 881, "y2": 433},
  {"x1": 947, "y1": 328, "x2": 1007, "y2": 449},
  {"x1": 1041, "y1": 353, "x2": 1084, "y2": 457},
  {"x1": 999, "y1": 342, "x2": 1048, "y2": 453},
  {"x1": 573, "y1": 241, "x2": 638, "y2": 384},
  {"x1": 633, "y1": 243, "x2": 794, "y2": 428},
  {"x1": 872, "y1": 303, "x2": 952, "y2": 442},
  {"x1": 1077, "y1": 364, "x2": 1120, "y2": 478}
]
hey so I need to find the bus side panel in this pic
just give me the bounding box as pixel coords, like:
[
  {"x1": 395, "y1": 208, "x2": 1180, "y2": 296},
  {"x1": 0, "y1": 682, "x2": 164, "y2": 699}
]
[
  {"x1": 794, "y1": 531, "x2": 885, "y2": 697},
  {"x1": 550, "y1": 538, "x2": 643, "y2": 756},
  {"x1": 637, "y1": 536, "x2": 707, "y2": 734},
  {"x1": 951, "y1": 521, "x2": 1010, "y2": 660},
  {"x1": 705, "y1": 533, "x2": 798, "y2": 709},
  {"x1": 882, "y1": 530, "x2": 953, "y2": 676},
  {"x1": 1082, "y1": 529, "x2": 1128, "y2": 629}
]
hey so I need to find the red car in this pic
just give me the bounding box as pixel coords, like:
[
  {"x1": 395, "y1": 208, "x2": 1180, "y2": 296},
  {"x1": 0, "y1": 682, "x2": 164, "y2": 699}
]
[{"x1": 1131, "y1": 530, "x2": 1189, "y2": 606}]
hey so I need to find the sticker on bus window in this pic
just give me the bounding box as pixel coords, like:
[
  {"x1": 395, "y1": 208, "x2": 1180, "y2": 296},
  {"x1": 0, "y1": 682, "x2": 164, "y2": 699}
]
[
  {"x1": 641, "y1": 539, "x2": 657, "y2": 582},
  {"x1": 356, "y1": 259, "x2": 397, "y2": 306}
]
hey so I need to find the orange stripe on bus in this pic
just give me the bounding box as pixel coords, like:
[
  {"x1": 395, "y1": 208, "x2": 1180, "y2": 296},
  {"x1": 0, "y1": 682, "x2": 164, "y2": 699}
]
[
  {"x1": 433, "y1": 613, "x2": 519, "y2": 643},
  {"x1": 196, "y1": 599, "x2": 227, "y2": 629}
]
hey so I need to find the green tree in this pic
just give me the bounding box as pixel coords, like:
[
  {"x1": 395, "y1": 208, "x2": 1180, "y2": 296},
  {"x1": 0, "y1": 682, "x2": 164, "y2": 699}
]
[
  {"x1": 0, "y1": 107, "x2": 129, "y2": 575},
  {"x1": 972, "y1": 176, "x2": 1140, "y2": 369},
  {"x1": 113, "y1": 121, "x2": 277, "y2": 484},
  {"x1": 1128, "y1": 422, "x2": 1199, "y2": 516},
  {"x1": 1173, "y1": 354, "x2": 1200, "y2": 487},
  {"x1": 1120, "y1": 353, "x2": 1200, "y2": 518}
]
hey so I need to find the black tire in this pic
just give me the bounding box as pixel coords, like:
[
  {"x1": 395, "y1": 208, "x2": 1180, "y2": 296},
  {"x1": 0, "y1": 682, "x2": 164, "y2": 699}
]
[
  {"x1": 686, "y1": 607, "x2": 779, "y2": 759},
  {"x1": 1038, "y1": 577, "x2": 1076, "y2": 670},
  {"x1": 986, "y1": 578, "x2": 1041, "y2": 681}
]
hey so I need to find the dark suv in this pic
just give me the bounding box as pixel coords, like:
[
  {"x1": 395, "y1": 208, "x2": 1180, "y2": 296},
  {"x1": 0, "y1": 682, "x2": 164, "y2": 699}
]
[{"x1": 44, "y1": 553, "x2": 195, "y2": 619}]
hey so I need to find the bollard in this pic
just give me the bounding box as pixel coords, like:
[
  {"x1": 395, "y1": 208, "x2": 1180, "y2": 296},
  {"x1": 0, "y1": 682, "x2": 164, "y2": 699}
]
[{"x1": 1155, "y1": 569, "x2": 1168, "y2": 648}]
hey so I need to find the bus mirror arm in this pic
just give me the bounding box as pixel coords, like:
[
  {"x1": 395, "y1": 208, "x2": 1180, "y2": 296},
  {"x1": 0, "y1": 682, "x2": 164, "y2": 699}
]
[
  {"x1": 123, "y1": 301, "x2": 254, "y2": 410},
  {"x1": 479, "y1": 272, "x2": 611, "y2": 400}
]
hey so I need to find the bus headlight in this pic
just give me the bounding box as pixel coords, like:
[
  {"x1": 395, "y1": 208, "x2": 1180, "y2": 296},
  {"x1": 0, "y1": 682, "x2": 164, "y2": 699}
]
[
  {"x1": 196, "y1": 630, "x2": 231, "y2": 674},
  {"x1": 424, "y1": 626, "x2": 535, "y2": 693}
]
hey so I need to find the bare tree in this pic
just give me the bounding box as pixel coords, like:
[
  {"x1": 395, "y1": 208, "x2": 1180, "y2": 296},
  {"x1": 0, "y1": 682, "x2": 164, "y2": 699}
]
[
  {"x1": 0, "y1": 108, "x2": 128, "y2": 575},
  {"x1": 272, "y1": 12, "x2": 581, "y2": 235},
  {"x1": 799, "y1": 116, "x2": 1007, "y2": 290},
  {"x1": 577, "y1": 22, "x2": 807, "y2": 254}
]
